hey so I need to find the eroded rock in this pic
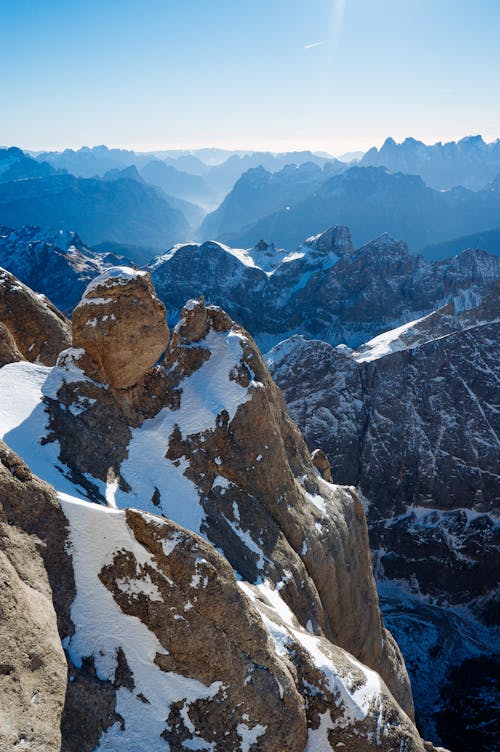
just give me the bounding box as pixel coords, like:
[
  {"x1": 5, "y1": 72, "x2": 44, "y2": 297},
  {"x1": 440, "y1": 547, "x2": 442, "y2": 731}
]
[
  {"x1": 72, "y1": 266, "x2": 169, "y2": 389},
  {"x1": 0, "y1": 267, "x2": 71, "y2": 365}
]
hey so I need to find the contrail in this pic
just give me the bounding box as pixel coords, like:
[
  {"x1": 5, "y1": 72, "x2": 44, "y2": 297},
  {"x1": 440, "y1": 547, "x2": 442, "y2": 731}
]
[{"x1": 304, "y1": 40, "x2": 326, "y2": 49}]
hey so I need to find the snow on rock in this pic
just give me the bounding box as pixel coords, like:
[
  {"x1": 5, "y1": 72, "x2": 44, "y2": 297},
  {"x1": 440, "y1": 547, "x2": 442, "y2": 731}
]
[
  {"x1": 238, "y1": 581, "x2": 424, "y2": 751},
  {"x1": 113, "y1": 327, "x2": 254, "y2": 532},
  {"x1": 59, "y1": 494, "x2": 223, "y2": 752}
]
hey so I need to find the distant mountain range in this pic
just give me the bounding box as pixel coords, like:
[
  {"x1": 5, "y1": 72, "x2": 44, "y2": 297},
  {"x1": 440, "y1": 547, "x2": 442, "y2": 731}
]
[
  {"x1": 361, "y1": 135, "x2": 500, "y2": 190},
  {"x1": 3, "y1": 137, "x2": 500, "y2": 260},
  {"x1": 3, "y1": 222, "x2": 498, "y2": 355},
  {"x1": 420, "y1": 226, "x2": 500, "y2": 260},
  {"x1": 32, "y1": 144, "x2": 342, "y2": 205},
  {"x1": 0, "y1": 149, "x2": 191, "y2": 253},
  {"x1": 212, "y1": 165, "x2": 500, "y2": 253},
  {"x1": 199, "y1": 161, "x2": 344, "y2": 239}
]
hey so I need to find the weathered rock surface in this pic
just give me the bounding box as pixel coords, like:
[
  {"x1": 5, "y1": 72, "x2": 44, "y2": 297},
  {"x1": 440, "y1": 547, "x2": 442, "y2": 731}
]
[
  {"x1": 0, "y1": 321, "x2": 23, "y2": 366},
  {"x1": 0, "y1": 266, "x2": 438, "y2": 750},
  {"x1": 0, "y1": 442, "x2": 70, "y2": 752},
  {"x1": 44, "y1": 283, "x2": 414, "y2": 717},
  {"x1": 72, "y1": 266, "x2": 169, "y2": 389},
  {"x1": 0, "y1": 438, "x2": 431, "y2": 752},
  {"x1": 0, "y1": 266, "x2": 71, "y2": 365},
  {"x1": 268, "y1": 298, "x2": 500, "y2": 747}
]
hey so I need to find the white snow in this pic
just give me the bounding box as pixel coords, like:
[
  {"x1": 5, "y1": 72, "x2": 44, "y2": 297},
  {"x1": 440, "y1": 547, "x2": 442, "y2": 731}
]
[
  {"x1": 84, "y1": 266, "x2": 147, "y2": 294},
  {"x1": 0, "y1": 362, "x2": 90, "y2": 500},
  {"x1": 237, "y1": 722, "x2": 267, "y2": 751},
  {"x1": 42, "y1": 347, "x2": 106, "y2": 399},
  {"x1": 353, "y1": 312, "x2": 433, "y2": 362},
  {"x1": 112, "y1": 328, "x2": 254, "y2": 534},
  {"x1": 239, "y1": 580, "x2": 383, "y2": 736}
]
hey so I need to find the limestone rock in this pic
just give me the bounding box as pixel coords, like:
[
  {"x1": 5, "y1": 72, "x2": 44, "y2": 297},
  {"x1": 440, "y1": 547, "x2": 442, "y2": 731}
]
[
  {"x1": 268, "y1": 298, "x2": 500, "y2": 745},
  {"x1": 42, "y1": 292, "x2": 415, "y2": 722},
  {"x1": 311, "y1": 448, "x2": 332, "y2": 482},
  {"x1": 0, "y1": 274, "x2": 434, "y2": 748},
  {"x1": 0, "y1": 442, "x2": 71, "y2": 751},
  {"x1": 72, "y1": 266, "x2": 169, "y2": 389},
  {"x1": 0, "y1": 321, "x2": 23, "y2": 366},
  {"x1": 305, "y1": 224, "x2": 354, "y2": 256},
  {"x1": 0, "y1": 267, "x2": 71, "y2": 365},
  {"x1": 0, "y1": 439, "x2": 428, "y2": 752}
]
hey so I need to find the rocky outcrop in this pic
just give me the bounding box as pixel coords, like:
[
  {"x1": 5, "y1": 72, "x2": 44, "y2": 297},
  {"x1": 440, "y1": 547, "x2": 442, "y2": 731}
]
[
  {"x1": 0, "y1": 321, "x2": 23, "y2": 366},
  {"x1": 0, "y1": 266, "x2": 440, "y2": 749},
  {"x1": 0, "y1": 266, "x2": 71, "y2": 365},
  {"x1": 3, "y1": 224, "x2": 498, "y2": 356},
  {"x1": 72, "y1": 266, "x2": 169, "y2": 389},
  {"x1": 0, "y1": 438, "x2": 432, "y2": 752},
  {"x1": 42, "y1": 279, "x2": 413, "y2": 717}
]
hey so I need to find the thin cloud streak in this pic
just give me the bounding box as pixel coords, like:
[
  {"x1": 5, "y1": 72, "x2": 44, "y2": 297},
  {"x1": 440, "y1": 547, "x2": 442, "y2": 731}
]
[{"x1": 304, "y1": 40, "x2": 326, "y2": 49}]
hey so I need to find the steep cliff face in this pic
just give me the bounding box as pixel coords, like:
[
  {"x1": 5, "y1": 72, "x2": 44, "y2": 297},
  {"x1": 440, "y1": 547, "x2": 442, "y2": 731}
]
[
  {"x1": 0, "y1": 442, "x2": 71, "y2": 752},
  {"x1": 268, "y1": 303, "x2": 499, "y2": 618},
  {"x1": 0, "y1": 266, "x2": 71, "y2": 365},
  {"x1": 268, "y1": 297, "x2": 500, "y2": 746},
  {"x1": 0, "y1": 266, "x2": 437, "y2": 750}
]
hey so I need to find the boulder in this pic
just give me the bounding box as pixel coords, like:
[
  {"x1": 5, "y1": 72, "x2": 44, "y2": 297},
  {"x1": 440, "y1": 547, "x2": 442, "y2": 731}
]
[{"x1": 72, "y1": 266, "x2": 169, "y2": 389}]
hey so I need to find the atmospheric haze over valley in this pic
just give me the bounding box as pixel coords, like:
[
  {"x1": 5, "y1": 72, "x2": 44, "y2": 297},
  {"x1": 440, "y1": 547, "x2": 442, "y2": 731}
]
[{"x1": 0, "y1": 2, "x2": 499, "y2": 752}]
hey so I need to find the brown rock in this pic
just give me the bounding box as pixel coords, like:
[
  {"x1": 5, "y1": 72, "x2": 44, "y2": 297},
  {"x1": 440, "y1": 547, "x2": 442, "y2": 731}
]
[
  {"x1": 0, "y1": 321, "x2": 23, "y2": 366},
  {"x1": 163, "y1": 299, "x2": 415, "y2": 719},
  {"x1": 311, "y1": 447, "x2": 333, "y2": 482},
  {"x1": 72, "y1": 267, "x2": 169, "y2": 389},
  {"x1": 242, "y1": 581, "x2": 425, "y2": 752},
  {"x1": 44, "y1": 292, "x2": 415, "y2": 722},
  {"x1": 0, "y1": 442, "x2": 70, "y2": 751},
  {"x1": 0, "y1": 267, "x2": 71, "y2": 365}
]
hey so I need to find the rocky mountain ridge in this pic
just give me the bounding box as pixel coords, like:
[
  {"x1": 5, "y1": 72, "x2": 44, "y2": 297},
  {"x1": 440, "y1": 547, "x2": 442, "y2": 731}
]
[
  {"x1": 0, "y1": 266, "x2": 444, "y2": 751},
  {"x1": 149, "y1": 226, "x2": 499, "y2": 352},
  {"x1": 1, "y1": 224, "x2": 498, "y2": 357},
  {"x1": 361, "y1": 135, "x2": 500, "y2": 190},
  {"x1": 268, "y1": 294, "x2": 500, "y2": 749}
]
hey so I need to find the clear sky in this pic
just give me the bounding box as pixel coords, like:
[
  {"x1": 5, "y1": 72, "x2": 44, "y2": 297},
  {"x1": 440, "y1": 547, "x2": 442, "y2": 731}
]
[{"x1": 1, "y1": 0, "x2": 499, "y2": 155}]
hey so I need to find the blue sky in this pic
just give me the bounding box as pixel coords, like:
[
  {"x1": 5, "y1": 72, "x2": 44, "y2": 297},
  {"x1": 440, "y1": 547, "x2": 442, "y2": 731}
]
[{"x1": 1, "y1": 0, "x2": 499, "y2": 154}]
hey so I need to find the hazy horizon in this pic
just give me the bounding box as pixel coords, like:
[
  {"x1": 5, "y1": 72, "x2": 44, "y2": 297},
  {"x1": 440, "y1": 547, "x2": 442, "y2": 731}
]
[{"x1": 7, "y1": 133, "x2": 499, "y2": 161}]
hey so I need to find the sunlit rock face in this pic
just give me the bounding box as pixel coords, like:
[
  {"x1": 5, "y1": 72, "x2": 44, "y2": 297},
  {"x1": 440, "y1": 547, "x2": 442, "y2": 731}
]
[
  {"x1": 0, "y1": 266, "x2": 438, "y2": 751},
  {"x1": 72, "y1": 266, "x2": 169, "y2": 389},
  {"x1": 0, "y1": 266, "x2": 71, "y2": 365}
]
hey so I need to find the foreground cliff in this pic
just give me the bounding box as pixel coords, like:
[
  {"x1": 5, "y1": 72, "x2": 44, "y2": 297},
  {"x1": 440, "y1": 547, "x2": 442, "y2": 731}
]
[{"x1": 0, "y1": 267, "x2": 441, "y2": 751}]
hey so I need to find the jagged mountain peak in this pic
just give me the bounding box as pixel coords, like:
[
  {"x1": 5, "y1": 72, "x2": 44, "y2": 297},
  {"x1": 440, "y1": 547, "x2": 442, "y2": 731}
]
[{"x1": 356, "y1": 232, "x2": 410, "y2": 257}]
